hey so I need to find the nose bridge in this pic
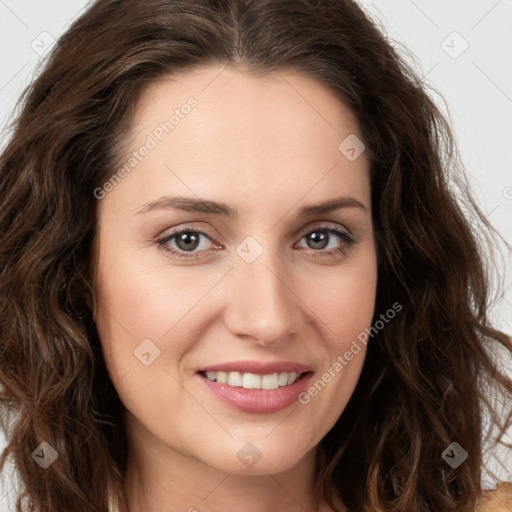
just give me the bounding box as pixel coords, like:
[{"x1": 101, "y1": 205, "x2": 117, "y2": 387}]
[{"x1": 224, "y1": 237, "x2": 303, "y2": 344}]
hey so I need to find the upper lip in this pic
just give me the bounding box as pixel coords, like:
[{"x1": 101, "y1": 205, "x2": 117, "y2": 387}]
[{"x1": 197, "y1": 360, "x2": 313, "y2": 375}]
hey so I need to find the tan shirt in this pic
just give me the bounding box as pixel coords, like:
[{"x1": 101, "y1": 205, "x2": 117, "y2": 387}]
[
  {"x1": 109, "y1": 482, "x2": 512, "y2": 511},
  {"x1": 478, "y1": 483, "x2": 512, "y2": 511}
]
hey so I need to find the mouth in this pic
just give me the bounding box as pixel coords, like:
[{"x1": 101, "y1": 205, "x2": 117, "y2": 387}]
[{"x1": 195, "y1": 361, "x2": 314, "y2": 414}]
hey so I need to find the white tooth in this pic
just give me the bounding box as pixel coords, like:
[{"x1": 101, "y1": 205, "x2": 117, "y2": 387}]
[
  {"x1": 216, "y1": 371, "x2": 228, "y2": 383},
  {"x1": 206, "y1": 371, "x2": 217, "y2": 382},
  {"x1": 287, "y1": 372, "x2": 298, "y2": 385},
  {"x1": 261, "y1": 373, "x2": 279, "y2": 390},
  {"x1": 278, "y1": 372, "x2": 288, "y2": 387},
  {"x1": 227, "y1": 371, "x2": 242, "y2": 386},
  {"x1": 242, "y1": 373, "x2": 262, "y2": 389}
]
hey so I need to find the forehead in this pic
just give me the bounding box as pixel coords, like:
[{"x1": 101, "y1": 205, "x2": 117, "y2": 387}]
[
  {"x1": 135, "y1": 65, "x2": 362, "y2": 143},
  {"x1": 102, "y1": 65, "x2": 370, "y2": 217}
]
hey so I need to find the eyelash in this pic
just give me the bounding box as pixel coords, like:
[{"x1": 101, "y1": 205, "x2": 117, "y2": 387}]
[{"x1": 155, "y1": 224, "x2": 356, "y2": 261}]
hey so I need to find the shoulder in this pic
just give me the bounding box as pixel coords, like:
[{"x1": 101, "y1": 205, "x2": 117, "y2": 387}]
[{"x1": 477, "y1": 483, "x2": 512, "y2": 512}]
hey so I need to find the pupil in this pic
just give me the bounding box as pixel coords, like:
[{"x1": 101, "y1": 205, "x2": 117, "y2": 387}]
[
  {"x1": 177, "y1": 232, "x2": 199, "y2": 251},
  {"x1": 309, "y1": 231, "x2": 327, "y2": 250}
]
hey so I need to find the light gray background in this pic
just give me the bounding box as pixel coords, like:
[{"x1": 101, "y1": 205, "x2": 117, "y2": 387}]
[{"x1": 0, "y1": 0, "x2": 511, "y2": 509}]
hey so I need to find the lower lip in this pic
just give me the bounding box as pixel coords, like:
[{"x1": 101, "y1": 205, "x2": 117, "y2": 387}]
[{"x1": 197, "y1": 372, "x2": 313, "y2": 414}]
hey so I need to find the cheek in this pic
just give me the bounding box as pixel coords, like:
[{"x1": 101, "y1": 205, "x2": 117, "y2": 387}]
[
  {"x1": 295, "y1": 249, "x2": 377, "y2": 410},
  {"x1": 297, "y1": 264, "x2": 377, "y2": 432},
  {"x1": 93, "y1": 263, "x2": 187, "y2": 420},
  {"x1": 94, "y1": 242, "x2": 202, "y2": 340},
  {"x1": 305, "y1": 252, "x2": 378, "y2": 349}
]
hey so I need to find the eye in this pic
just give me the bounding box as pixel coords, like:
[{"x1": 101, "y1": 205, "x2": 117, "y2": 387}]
[
  {"x1": 156, "y1": 224, "x2": 356, "y2": 261},
  {"x1": 157, "y1": 228, "x2": 218, "y2": 260},
  {"x1": 295, "y1": 227, "x2": 355, "y2": 258}
]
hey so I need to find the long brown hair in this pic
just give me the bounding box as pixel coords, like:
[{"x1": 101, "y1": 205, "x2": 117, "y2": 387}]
[{"x1": 1, "y1": 1, "x2": 511, "y2": 511}]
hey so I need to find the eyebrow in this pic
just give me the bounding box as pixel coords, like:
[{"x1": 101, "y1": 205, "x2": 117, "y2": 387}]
[{"x1": 134, "y1": 195, "x2": 367, "y2": 217}]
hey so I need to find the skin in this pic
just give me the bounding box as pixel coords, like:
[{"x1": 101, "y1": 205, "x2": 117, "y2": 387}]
[{"x1": 93, "y1": 64, "x2": 378, "y2": 512}]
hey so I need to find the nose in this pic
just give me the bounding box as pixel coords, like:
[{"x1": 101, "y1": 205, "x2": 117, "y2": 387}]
[{"x1": 222, "y1": 246, "x2": 305, "y2": 347}]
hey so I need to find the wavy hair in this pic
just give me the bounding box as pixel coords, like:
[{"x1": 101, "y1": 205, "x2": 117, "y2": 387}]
[{"x1": 1, "y1": 0, "x2": 511, "y2": 511}]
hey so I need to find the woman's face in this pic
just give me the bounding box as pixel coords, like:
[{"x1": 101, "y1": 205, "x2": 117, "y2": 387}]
[{"x1": 93, "y1": 65, "x2": 377, "y2": 475}]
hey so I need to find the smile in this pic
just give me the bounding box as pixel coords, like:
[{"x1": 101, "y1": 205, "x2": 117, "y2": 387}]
[
  {"x1": 196, "y1": 362, "x2": 314, "y2": 414},
  {"x1": 202, "y1": 370, "x2": 304, "y2": 390}
]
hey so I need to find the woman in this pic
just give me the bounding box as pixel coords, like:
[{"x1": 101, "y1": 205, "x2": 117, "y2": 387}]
[{"x1": 0, "y1": 0, "x2": 511, "y2": 511}]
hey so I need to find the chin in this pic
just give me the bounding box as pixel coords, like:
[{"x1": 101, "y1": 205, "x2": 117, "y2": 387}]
[{"x1": 199, "y1": 436, "x2": 314, "y2": 476}]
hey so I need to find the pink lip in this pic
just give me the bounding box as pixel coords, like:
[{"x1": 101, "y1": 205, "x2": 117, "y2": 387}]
[
  {"x1": 197, "y1": 360, "x2": 313, "y2": 375},
  {"x1": 196, "y1": 361, "x2": 314, "y2": 414}
]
